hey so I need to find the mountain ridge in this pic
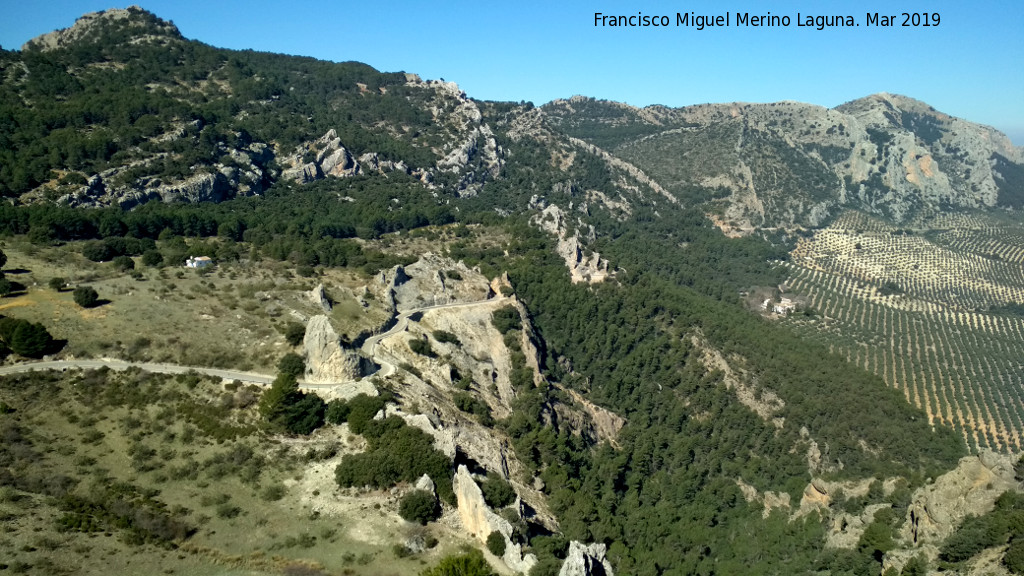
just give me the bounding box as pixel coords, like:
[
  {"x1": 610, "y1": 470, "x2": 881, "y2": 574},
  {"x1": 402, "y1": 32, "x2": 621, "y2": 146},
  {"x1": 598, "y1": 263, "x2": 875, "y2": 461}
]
[{"x1": 4, "y1": 6, "x2": 1022, "y2": 236}]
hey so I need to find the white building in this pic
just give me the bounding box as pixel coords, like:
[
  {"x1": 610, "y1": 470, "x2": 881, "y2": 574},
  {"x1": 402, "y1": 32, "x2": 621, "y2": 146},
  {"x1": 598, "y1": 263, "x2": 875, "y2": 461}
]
[{"x1": 185, "y1": 256, "x2": 213, "y2": 268}]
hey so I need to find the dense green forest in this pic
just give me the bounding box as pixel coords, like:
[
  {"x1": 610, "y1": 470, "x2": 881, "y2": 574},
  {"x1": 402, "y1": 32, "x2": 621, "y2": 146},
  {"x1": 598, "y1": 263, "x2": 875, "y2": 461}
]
[{"x1": 0, "y1": 7, "x2": 445, "y2": 197}]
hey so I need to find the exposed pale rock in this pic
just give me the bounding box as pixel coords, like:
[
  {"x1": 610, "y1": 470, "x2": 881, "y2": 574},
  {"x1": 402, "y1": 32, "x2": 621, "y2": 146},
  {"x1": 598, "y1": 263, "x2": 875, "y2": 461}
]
[
  {"x1": 559, "y1": 541, "x2": 614, "y2": 576},
  {"x1": 303, "y1": 315, "x2": 363, "y2": 383},
  {"x1": 375, "y1": 254, "x2": 488, "y2": 312},
  {"x1": 531, "y1": 205, "x2": 612, "y2": 284},
  {"x1": 304, "y1": 380, "x2": 378, "y2": 402},
  {"x1": 453, "y1": 465, "x2": 537, "y2": 573},
  {"x1": 155, "y1": 172, "x2": 231, "y2": 203},
  {"x1": 23, "y1": 6, "x2": 181, "y2": 51},
  {"x1": 901, "y1": 450, "x2": 1019, "y2": 546},
  {"x1": 309, "y1": 283, "x2": 332, "y2": 313},
  {"x1": 415, "y1": 473, "x2": 436, "y2": 497}
]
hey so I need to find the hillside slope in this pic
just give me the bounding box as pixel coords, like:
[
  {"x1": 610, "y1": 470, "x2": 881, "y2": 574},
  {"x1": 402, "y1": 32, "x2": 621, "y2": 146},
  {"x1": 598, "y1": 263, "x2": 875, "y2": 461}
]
[
  {"x1": 1, "y1": 7, "x2": 1023, "y2": 576},
  {"x1": 543, "y1": 94, "x2": 1024, "y2": 231}
]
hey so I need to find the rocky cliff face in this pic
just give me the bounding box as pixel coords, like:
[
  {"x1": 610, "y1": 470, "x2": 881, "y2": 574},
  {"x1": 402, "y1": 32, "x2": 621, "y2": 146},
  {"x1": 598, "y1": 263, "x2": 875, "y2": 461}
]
[
  {"x1": 453, "y1": 465, "x2": 538, "y2": 574},
  {"x1": 559, "y1": 541, "x2": 615, "y2": 576},
  {"x1": 902, "y1": 450, "x2": 1018, "y2": 546},
  {"x1": 303, "y1": 315, "x2": 363, "y2": 383},
  {"x1": 531, "y1": 203, "x2": 613, "y2": 284}
]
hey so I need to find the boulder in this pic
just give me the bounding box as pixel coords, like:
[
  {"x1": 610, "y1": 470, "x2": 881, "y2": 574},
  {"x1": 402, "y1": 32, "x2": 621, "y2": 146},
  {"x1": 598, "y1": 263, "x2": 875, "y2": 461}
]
[
  {"x1": 303, "y1": 315, "x2": 362, "y2": 383},
  {"x1": 415, "y1": 473, "x2": 436, "y2": 498},
  {"x1": 559, "y1": 541, "x2": 614, "y2": 576},
  {"x1": 309, "y1": 283, "x2": 332, "y2": 312}
]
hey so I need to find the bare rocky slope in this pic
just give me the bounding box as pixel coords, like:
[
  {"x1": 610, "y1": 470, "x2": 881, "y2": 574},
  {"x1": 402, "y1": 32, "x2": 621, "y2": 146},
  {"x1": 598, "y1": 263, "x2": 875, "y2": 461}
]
[{"x1": 543, "y1": 94, "x2": 1024, "y2": 231}]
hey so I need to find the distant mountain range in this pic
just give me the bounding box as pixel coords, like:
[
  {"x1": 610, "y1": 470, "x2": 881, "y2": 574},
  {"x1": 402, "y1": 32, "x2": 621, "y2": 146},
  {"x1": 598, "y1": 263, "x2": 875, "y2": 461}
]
[{"x1": 2, "y1": 6, "x2": 1021, "y2": 235}]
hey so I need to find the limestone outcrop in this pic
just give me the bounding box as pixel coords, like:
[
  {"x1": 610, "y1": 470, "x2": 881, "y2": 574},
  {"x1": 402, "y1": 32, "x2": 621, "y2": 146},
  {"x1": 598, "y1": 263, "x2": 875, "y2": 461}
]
[
  {"x1": 23, "y1": 6, "x2": 181, "y2": 52},
  {"x1": 559, "y1": 541, "x2": 615, "y2": 576},
  {"x1": 281, "y1": 129, "x2": 362, "y2": 183},
  {"x1": 373, "y1": 254, "x2": 489, "y2": 312},
  {"x1": 532, "y1": 205, "x2": 612, "y2": 284},
  {"x1": 308, "y1": 284, "x2": 332, "y2": 313},
  {"x1": 453, "y1": 465, "x2": 537, "y2": 574},
  {"x1": 901, "y1": 450, "x2": 1019, "y2": 546},
  {"x1": 303, "y1": 315, "x2": 363, "y2": 383}
]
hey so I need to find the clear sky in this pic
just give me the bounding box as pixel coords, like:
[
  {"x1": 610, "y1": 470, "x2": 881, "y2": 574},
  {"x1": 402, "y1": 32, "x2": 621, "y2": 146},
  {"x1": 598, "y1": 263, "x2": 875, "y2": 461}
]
[{"x1": 1, "y1": 0, "x2": 1022, "y2": 144}]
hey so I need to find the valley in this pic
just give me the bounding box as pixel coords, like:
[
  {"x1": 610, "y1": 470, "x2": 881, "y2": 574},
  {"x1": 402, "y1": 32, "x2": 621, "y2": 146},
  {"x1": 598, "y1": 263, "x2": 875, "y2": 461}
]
[{"x1": 0, "y1": 6, "x2": 1022, "y2": 576}]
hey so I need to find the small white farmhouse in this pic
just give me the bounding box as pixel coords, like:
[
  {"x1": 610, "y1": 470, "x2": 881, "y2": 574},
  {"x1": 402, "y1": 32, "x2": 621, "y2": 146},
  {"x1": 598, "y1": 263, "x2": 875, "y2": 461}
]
[{"x1": 185, "y1": 256, "x2": 213, "y2": 268}]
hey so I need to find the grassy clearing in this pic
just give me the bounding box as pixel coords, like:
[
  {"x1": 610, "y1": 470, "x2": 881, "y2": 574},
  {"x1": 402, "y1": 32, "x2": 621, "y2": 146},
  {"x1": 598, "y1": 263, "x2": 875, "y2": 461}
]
[
  {"x1": 0, "y1": 238, "x2": 393, "y2": 372},
  {"x1": 0, "y1": 368, "x2": 469, "y2": 576}
]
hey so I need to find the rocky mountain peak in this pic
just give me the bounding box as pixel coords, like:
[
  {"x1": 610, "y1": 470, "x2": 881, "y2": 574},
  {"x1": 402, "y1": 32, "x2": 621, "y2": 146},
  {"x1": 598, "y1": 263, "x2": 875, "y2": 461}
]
[{"x1": 22, "y1": 6, "x2": 182, "y2": 52}]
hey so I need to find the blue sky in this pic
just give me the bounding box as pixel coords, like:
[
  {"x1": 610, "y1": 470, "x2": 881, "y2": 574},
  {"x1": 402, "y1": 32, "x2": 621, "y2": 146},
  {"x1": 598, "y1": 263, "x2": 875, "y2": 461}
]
[{"x1": 2, "y1": 0, "x2": 1022, "y2": 144}]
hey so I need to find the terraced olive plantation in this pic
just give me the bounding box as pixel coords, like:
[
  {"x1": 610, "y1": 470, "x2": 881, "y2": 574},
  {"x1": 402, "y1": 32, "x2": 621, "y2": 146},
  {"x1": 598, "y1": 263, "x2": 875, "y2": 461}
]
[{"x1": 782, "y1": 210, "x2": 1024, "y2": 452}]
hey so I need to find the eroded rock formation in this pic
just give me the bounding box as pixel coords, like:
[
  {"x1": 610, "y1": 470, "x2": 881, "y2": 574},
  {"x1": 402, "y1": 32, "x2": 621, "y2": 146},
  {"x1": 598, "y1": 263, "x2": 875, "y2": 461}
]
[
  {"x1": 303, "y1": 315, "x2": 363, "y2": 383},
  {"x1": 453, "y1": 465, "x2": 537, "y2": 574}
]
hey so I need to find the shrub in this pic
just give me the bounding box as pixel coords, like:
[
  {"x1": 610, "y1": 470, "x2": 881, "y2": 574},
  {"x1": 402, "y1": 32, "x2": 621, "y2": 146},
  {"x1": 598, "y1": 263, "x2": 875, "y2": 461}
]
[
  {"x1": 334, "y1": 418, "x2": 453, "y2": 501},
  {"x1": 325, "y1": 399, "x2": 351, "y2": 425},
  {"x1": 901, "y1": 554, "x2": 927, "y2": 576},
  {"x1": 283, "y1": 322, "x2": 306, "y2": 346},
  {"x1": 259, "y1": 373, "x2": 325, "y2": 435},
  {"x1": 491, "y1": 306, "x2": 522, "y2": 334},
  {"x1": 422, "y1": 549, "x2": 496, "y2": 576},
  {"x1": 345, "y1": 393, "x2": 388, "y2": 434},
  {"x1": 1004, "y1": 537, "x2": 1024, "y2": 574},
  {"x1": 112, "y1": 255, "x2": 135, "y2": 272},
  {"x1": 433, "y1": 330, "x2": 461, "y2": 346},
  {"x1": 409, "y1": 338, "x2": 435, "y2": 358},
  {"x1": 0, "y1": 278, "x2": 10, "y2": 297},
  {"x1": 48, "y1": 277, "x2": 66, "y2": 291},
  {"x1": 278, "y1": 353, "x2": 305, "y2": 378},
  {"x1": 399, "y1": 490, "x2": 439, "y2": 525},
  {"x1": 142, "y1": 250, "x2": 164, "y2": 267},
  {"x1": 82, "y1": 241, "x2": 113, "y2": 262},
  {"x1": 73, "y1": 286, "x2": 100, "y2": 308},
  {"x1": 481, "y1": 472, "x2": 516, "y2": 509},
  {"x1": 0, "y1": 317, "x2": 54, "y2": 358},
  {"x1": 486, "y1": 531, "x2": 506, "y2": 556}
]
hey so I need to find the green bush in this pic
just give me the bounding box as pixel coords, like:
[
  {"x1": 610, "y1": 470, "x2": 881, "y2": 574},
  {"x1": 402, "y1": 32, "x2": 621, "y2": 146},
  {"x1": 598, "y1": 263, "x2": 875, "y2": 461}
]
[
  {"x1": 481, "y1": 472, "x2": 516, "y2": 509},
  {"x1": 486, "y1": 531, "x2": 506, "y2": 556},
  {"x1": 73, "y1": 286, "x2": 100, "y2": 308},
  {"x1": 491, "y1": 306, "x2": 522, "y2": 334},
  {"x1": 82, "y1": 241, "x2": 113, "y2": 262},
  {"x1": 113, "y1": 255, "x2": 135, "y2": 272},
  {"x1": 399, "y1": 490, "x2": 439, "y2": 525},
  {"x1": 409, "y1": 338, "x2": 435, "y2": 358},
  {"x1": 325, "y1": 399, "x2": 351, "y2": 425},
  {"x1": 1004, "y1": 536, "x2": 1024, "y2": 574},
  {"x1": 142, "y1": 249, "x2": 164, "y2": 267},
  {"x1": 0, "y1": 317, "x2": 54, "y2": 358},
  {"x1": 901, "y1": 554, "x2": 927, "y2": 576},
  {"x1": 433, "y1": 330, "x2": 461, "y2": 346},
  {"x1": 345, "y1": 393, "x2": 389, "y2": 434},
  {"x1": 277, "y1": 352, "x2": 305, "y2": 378},
  {"x1": 259, "y1": 373, "x2": 325, "y2": 435},
  {"x1": 421, "y1": 549, "x2": 496, "y2": 576},
  {"x1": 48, "y1": 277, "x2": 66, "y2": 291},
  {"x1": 283, "y1": 322, "x2": 306, "y2": 346},
  {"x1": 334, "y1": 417, "x2": 453, "y2": 501}
]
